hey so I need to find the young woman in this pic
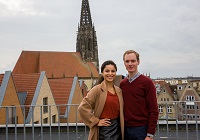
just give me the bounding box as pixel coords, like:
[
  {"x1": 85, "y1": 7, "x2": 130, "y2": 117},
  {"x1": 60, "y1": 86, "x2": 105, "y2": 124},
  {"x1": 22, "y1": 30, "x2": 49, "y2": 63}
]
[{"x1": 78, "y1": 60, "x2": 124, "y2": 140}]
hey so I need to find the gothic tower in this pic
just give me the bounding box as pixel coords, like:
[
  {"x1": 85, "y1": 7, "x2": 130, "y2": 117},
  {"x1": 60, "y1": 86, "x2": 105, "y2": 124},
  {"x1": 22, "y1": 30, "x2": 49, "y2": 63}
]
[{"x1": 76, "y1": 0, "x2": 99, "y2": 72}]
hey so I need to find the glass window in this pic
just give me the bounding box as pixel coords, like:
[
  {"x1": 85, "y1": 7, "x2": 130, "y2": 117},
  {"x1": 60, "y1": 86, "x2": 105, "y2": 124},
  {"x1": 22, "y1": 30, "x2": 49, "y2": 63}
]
[{"x1": 43, "y1": 97, "x2": 48, "y2": 113}]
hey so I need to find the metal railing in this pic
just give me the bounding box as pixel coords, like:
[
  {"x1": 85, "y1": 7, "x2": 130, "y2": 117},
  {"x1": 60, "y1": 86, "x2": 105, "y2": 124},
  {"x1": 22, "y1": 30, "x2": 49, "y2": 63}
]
[{"x1": 0, "y1": 102, "x2": 200, "y2": 140}]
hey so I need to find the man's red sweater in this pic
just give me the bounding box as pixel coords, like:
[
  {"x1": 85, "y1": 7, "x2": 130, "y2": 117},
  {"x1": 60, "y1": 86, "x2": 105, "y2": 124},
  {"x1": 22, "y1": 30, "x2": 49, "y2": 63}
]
[{"x1": 120, "y1": 74, "x2": 158, "y2": 135}]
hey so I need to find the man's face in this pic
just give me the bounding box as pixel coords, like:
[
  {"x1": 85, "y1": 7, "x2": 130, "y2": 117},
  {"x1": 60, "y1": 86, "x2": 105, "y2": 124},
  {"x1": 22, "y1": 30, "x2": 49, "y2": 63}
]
[{"x1": 124, "y1": 53, "x2": 140, "y2": 74}]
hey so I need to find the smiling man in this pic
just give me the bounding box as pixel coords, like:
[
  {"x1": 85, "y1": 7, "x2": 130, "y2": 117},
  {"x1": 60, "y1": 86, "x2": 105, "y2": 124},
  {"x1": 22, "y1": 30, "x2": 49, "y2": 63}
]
[{"x1": 120, "y1": 50, "x2": 159, "y2": 140}]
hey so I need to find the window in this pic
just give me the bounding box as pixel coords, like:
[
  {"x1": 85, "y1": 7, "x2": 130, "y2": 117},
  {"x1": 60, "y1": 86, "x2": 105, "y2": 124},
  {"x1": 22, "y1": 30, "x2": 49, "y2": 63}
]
[
  {"x1": 186, "y1": 96, "x2": 195, "y2": 101},
  {"x1": 188, "y1": 105, "x2": 199, "y2": 110},
  {"x1": 43, "y1": 97, "x2": 48, "y2": 113},
  {"x1": 167, "y1": 106, "x2": 172, "y2": 113},
  {"x1": 184, "y1": 114, "x2": 200, "y2": 120},
  {"x1": 81, "y1": 89, "x2": 84, "y2": 97},
  {"x1": 8, "y1": 106, "x2": 15, "y2": 124},
  {"x1": 178, "y1": 86, "x2": 182, "y2": 90},
  {"x1": 163, "y1": 90, "x2": 166, "y2": 93},
  {"x1": 182, "y1": 103, "x2": 186, "y2": 109},
  {"x1": 187, "y1": 105, "x2": 195, "y2": 110},
  {"x1": 159, "y1": 106, "x2": 163, "y2": 113},
  {"x1": 52, "y1": 115, "x2": 56, "y2": 123},
  {"x1": 43, "y1": 118, "x2": 48, "y2": 124}
]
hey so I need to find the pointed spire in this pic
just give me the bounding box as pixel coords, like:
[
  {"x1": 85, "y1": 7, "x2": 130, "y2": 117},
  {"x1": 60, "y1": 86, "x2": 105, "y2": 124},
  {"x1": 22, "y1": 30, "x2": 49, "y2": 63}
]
[
  {"x1": 76, "y1": 0, "x2": 99, "y2": 72},
  {"x1": 80, "y1": 0, "x2": 92, "y2": 26}
]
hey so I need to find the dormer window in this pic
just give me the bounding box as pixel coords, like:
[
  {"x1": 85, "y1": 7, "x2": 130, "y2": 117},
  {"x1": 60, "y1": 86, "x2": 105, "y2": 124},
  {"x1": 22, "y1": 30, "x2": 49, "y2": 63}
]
[
  {"x1": 186, "y1": 95, "x2": 195, "y2": 101},
  {"x1": 178, "y1": 86, "x2": 182, "y2": 90},
  {"x1": 163, "y1": 90, "x2": 166, "y2": 93}
]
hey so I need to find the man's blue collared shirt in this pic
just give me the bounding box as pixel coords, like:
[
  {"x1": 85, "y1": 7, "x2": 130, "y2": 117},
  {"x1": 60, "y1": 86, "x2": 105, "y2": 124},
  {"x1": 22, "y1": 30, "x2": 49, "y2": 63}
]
[{"x1": 128, "y1": 72, "x2": 141, "y2": 83}]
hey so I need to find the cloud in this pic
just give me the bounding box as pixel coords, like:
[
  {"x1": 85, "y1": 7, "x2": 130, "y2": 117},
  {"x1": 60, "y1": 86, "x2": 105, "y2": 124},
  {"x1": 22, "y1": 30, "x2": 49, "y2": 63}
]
[
  {"x1": 0, "y1": 0, "x2": 46, "y2": 16},
  {"x1": 0, "y1": 0, "x2": 200, "y2": 78}
]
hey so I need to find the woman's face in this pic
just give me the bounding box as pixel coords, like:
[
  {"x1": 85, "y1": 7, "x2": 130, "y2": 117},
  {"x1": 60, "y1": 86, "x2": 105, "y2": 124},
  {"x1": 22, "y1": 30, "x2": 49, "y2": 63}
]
[{"x1": 102, "y1": 64, "x2": 116, "y2": 83}]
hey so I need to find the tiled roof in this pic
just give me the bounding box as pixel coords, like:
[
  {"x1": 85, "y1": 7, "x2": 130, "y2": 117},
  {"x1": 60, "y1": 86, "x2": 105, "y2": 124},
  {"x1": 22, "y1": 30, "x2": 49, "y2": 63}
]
[
  {"x1": 163, "y1": 83, "x2": 173, "y2": 95},
  {"x1": 169, "y1": 85, "x2": 177, "y2": 94},
  {"x1": 13, "y1": 73, "x2": 40, "y2": 116},
  {"x1": 0, "y1": 74, "x2": 4, "y2": 86},
  {"x1": 48, "y1": 77, "x2": 74, "y2": 115},
  {"x1": 185, "y1": 90, "x2": 194, "y2": 94},
  {"x1": 13, "y1": 51, "x2": 99, "y2": 78}
]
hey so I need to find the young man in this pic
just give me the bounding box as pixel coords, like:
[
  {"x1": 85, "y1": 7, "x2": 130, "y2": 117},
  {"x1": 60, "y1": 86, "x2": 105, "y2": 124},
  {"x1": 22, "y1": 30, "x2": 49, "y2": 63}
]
[{"x1": 120, "y1": 50, "x2": 158, "y2": 140}]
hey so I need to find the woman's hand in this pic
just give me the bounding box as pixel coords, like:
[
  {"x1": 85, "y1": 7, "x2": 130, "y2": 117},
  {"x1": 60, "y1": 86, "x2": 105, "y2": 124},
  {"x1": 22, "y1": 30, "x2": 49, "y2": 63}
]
[{"x1": 97, "y1": 118, "x2": 111, "y2": 126}]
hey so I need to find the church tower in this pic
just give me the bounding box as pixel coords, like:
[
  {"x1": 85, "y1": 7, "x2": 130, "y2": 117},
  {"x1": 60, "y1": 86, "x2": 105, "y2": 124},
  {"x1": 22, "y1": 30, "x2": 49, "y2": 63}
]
[{"x1": 76, "y1": 0, "x2": 99, "y2": 72}]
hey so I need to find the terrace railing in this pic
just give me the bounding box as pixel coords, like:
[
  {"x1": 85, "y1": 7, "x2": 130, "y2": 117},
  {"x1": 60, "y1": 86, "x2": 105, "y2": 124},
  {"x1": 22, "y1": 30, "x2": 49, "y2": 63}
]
[{"x1": 0, "y1": 101, "x2": 199, "y2": 140}]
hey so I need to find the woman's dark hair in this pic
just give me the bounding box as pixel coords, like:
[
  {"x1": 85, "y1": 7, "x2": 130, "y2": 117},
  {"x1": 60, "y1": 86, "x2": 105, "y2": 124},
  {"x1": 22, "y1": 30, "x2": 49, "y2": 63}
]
[{"x1": 97, "y1": 60, "x2": 117, "y2": 84}]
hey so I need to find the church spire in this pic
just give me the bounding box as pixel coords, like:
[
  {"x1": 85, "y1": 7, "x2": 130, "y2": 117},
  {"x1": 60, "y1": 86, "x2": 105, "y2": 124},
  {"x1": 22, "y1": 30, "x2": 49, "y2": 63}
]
[
  {"x1": 76, "y1": 0, "x2": 99, "y2": 72},
  {"x1": 80, "y1": 0, "x2": 92, "y2": 26}
]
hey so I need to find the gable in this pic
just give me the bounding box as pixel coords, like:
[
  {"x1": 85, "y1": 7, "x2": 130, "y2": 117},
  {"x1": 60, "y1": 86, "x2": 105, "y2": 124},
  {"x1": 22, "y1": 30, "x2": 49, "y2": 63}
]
[
  {"x1": 26, "y1": 71, "x2": 58, "y2": 124},
  {"x1": 157, "y1": 84, "x2": 175, "y2": 102},
  {"x1": 0, "y1": 71, "x2": 24, "y2": 124},
  {"x1": 179, "y1": 83, "x2": 200, "y2": 101},
  {"x1": 0, "y1": 72, "x2": 22, "y2": 106}
]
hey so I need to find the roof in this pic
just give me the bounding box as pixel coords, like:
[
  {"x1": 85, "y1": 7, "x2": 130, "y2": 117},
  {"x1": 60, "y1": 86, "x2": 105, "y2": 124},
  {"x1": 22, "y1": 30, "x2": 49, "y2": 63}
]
[
  {"x1": 48, "y1": 77, "x2": 74, "y2": 115},
  {"x1": 163, "y1": 83, "x2": 173, "y2": 95},
  {"x1": 169, "y1": 85, "x2": 177, "y2": 94},
  {"x1": 0, "y1": 74, "x2": 4, "y2": 86},
  {"x1": 13, "y1": 73, "x2": 40, "y2": 116},
  {"x1": 13, "y1": 50, "x2": 99, "y2": 78}
]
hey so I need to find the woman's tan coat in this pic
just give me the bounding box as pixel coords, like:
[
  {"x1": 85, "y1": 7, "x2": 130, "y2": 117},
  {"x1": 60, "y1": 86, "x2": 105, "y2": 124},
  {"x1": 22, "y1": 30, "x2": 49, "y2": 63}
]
[{"x1": 78, "y1": 81, "x2": 124, "y2": 140}]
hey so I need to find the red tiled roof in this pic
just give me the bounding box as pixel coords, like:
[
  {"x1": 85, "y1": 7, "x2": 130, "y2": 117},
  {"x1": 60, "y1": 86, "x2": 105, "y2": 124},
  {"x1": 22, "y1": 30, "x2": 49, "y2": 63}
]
[
  {"x1": 163, "y1": 83, "x2": 173, "y2": 95},
  {"x1": 0, "y1": 74, "x2": 4, "y2": 86},
  {"x1": 169, "y1": 85, "x2": 177, "y2": 94},
  {"x1": 13, "y1": 73, "x2": 40, "y2": 116},
  {"x1": 48, "y1": 78, "x2": 74, "y2": 115},
  {"x1": 13, "y1": 51, "x2": 99, "y2": 78}
]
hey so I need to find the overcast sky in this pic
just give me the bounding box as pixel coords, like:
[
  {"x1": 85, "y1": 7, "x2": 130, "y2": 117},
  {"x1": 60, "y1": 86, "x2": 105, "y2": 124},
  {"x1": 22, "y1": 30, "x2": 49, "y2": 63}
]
[{"x1": 0, "y1": 0, "x2": 200, "y2": 79}]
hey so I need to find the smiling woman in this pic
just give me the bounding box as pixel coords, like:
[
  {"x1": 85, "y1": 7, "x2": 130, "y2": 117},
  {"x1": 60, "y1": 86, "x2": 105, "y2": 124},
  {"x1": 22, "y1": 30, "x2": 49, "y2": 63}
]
[{"x1": 78, "y1": 60, "x2": 124, "y2": 140}]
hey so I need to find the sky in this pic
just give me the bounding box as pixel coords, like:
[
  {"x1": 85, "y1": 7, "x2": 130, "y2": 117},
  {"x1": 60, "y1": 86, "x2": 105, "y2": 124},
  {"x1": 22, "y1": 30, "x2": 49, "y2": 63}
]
[{"x1": 0, "y1": 0, "x2": 200, "y2": 79}]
